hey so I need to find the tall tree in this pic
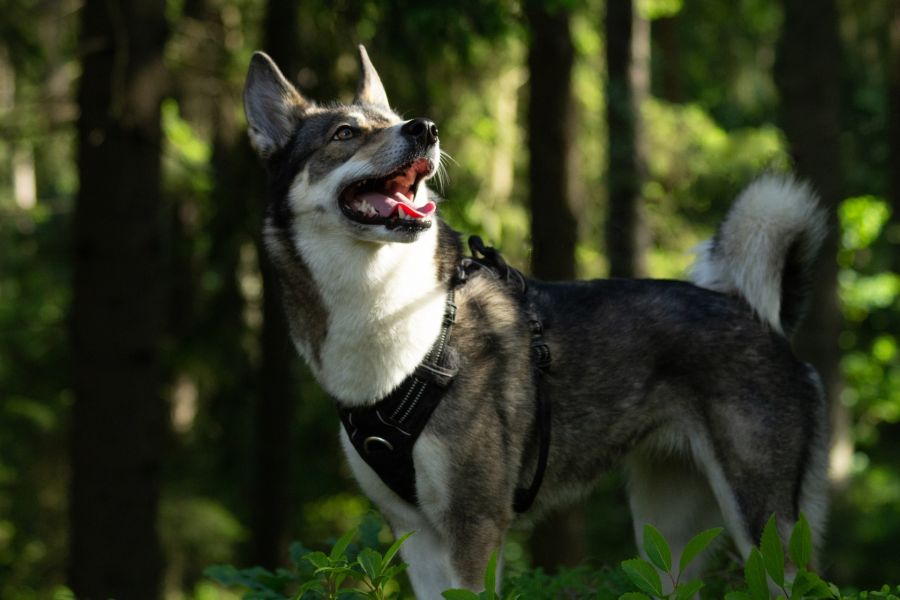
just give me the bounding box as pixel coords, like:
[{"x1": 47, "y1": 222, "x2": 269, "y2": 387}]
[
  {"x1": 524, "y1": 1, "x2": 585, "y2": 570},
  {"x1": 250, "y1": 0, "x2": 302, "y2": 568},
  {"x1": 888, "y1": 1, "x2": 900, "y2": 269},
  {"x1": 605, "y1": 0, "x2": 649, "y2": 278},
  {"x1": 526, "y1": 2, "x2": 578, "y2": 282},
  {"x1": 774, "y1": 0, "x2": 849, "y2": 481},
  {"x1": 69, "y1": 1, "x2": 168, "y2": 598}
]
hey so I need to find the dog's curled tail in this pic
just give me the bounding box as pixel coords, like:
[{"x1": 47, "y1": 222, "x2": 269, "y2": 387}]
[{"x1": 689, "y1": 175, "x2": 828, "y2": 337}]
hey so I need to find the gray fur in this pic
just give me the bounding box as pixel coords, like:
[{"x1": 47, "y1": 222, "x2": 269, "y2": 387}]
[
  {"x1": 244, "y1": 52, "x2": 310, "y2": 157},
  {"x1": 690, "y1": 175, "x2": 827, "y2": 336},
  {"x1": 355, "y1": 45, "x2": 391, "y2": 110},
  {"x1": 243, "y1": 49, "x2": 830, "y2": 597}
]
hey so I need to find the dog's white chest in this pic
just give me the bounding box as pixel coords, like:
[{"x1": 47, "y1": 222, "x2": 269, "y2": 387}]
[{"x1": 295, "y1": 225, "x2": 446, "y2": 404}]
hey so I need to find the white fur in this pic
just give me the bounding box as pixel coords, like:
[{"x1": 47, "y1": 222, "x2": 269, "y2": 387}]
[
  {"x1": 340, "y1": 429, "x2": 459, "y2": 597},
  {"x1": 689, "y1": 175, "x2": 826, "y2": 334},
  {"x1": 286, "y1": 157, "x2": 446, "y2": 405},
  {"x1": 627, "y1": 425, "x2": 755, "y2": 590}
]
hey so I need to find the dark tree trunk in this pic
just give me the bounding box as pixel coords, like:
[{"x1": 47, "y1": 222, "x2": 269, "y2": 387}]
[
  {"x1": 888, "y1": 2, "x2": 900, "y2": 270},
  {"x1": 526, "y1": 3, "x2": 578, "y2": 282},
  {"x1": 524, "y1": 2, "x2": 585, "y2": 571},
  {"x1": 249, "y1": 0, "x2": 302, "y2": 568},
  {"x1": 605, "y1": 0, "x2": 649, "y2": 278},
  {"x1": 69, "y1": 1, "x2": 168, "y2": 599},
  {"x1": 774, "y1": 0, "x2": 848, "y2": 481},
  {"x1": 652, "y1": 15, "x2": 682, "y2": 103},
  {"x1": 262, "y1": 0, "x2": 301, "y2": 83}
]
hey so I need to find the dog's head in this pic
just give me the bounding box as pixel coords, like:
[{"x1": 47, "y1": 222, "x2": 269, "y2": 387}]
[{"x1": 244, "y1": 46, "x2": 441, "y2": 244}]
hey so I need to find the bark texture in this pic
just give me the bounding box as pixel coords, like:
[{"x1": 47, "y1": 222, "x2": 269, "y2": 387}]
[
  {"x1": 605, "y1": 0, "x2": 649, "y2": 278},
  {"x1": 69, "y1": 1, "x2": 168, "y2": 598},
  {"x1": 524, "y1": 1, "x2": 586, "y2": 570},
  {"x1": 775, "y1": 0, "x2": 848, "y2": 481}
]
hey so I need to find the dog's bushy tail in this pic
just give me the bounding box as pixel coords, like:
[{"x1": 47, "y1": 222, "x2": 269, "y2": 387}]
[{"x1": 689, "y1": 175, "x2": 828, "y2": 337}]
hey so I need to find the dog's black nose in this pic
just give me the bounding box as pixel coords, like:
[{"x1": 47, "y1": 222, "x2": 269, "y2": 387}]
[{"x1": 401, "y1": 118, "x2": 439, "y2": 146}]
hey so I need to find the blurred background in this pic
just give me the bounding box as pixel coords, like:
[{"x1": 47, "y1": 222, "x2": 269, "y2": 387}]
[{"x1": 0, "y1": 0, "x2": 898, "y2": 598}]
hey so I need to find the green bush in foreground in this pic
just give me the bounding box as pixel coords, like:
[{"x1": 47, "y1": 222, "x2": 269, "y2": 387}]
[{"x1": 205, "y1": 514, "x2": 900, "y2": 600}]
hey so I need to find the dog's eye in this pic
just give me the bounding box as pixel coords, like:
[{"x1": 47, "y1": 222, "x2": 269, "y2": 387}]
[{"x1": 332, "y1": 126, "x2": 356, "y2": 141}]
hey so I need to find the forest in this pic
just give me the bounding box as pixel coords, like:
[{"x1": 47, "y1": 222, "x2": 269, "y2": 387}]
[{"x1": 0, "y1": 0, "x2": 899, "y2": 598}]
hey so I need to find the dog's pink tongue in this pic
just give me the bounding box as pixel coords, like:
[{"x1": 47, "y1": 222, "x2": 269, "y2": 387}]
[{"x1": 357, "y1": 191, "x2": 436, "y2": 219}]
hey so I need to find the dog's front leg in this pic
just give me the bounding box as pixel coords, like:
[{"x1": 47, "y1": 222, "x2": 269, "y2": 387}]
[
  {"x1": 445, "y1": 512, "x2": 507, "y2": 592},
  {"x1": 393, "y1": 520, "x2": 456, "y2": 599}
]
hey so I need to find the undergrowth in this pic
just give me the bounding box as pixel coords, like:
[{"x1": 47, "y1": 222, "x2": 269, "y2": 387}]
[{"x1": 205, "y1": 514, "x2": 900, "y2": 600}]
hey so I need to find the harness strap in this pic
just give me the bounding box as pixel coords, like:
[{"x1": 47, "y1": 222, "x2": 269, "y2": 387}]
[
  {"x1": 336, "y1": 290, "x2": 457, "y2": 506},
  {"x1": 462, "y1": 236, "x2": 552, "y2": 514},
  {"x1": 337, "y1": 237, "x2": 552, "y2": 513}
]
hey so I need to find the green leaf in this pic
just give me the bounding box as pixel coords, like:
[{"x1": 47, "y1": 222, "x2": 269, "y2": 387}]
[
  {"x1": 618, "y1": 593, "x2": 652, "y2": 600},
  {"x1": 357, "y1": 547, "x2": 383, "y2": 582},
  {"x1": 290, "y1": 542, "x2": 313, "y2": 568},
  {"x1": 296, "y1": 579, "x2": 327, "y2": 597},
  {"x1": 643, "y1": 524, "x2": 673, "y2": 572},
  {"x1": 790, "y1": 571, "x2": 812, "y2": 600},
  {"x1": 443, "y1": 590, "x2": 481, "y2": 600},
  {"x1": 744, "y1": 548, "x2": 769, "y2": 600},
  {"x1": 383, "y1": 531, "x2": 414, "y2": 568},
  {"x1": 330, "y1": 529, "x2": 357, "y2": 561},
  {"x1": 678, "y1": 528, "x2": 723, "y2": 575},
  {"x1": 724, "y1": 593, "x2": 753, "y2": 600},
  {"x1": 305, "y1": 551, "x2": 330, "y2": 569},
  {"x1": 483, "y1": 551, "x2": 498, "y2": 600},
  {"x1": 788, "y1": 514, "x2": 812, "y2": 569},
  {"x1": 761, "y1": 515, "x2": 785, "y2": 587},
  {"x1": 203, "y1": 565, "x2": 243, "y2": 586},
  {"x1": 790, "y1": 571, "x2": 835, "y2": 599},
  {"x1": 382, "y1": 563, "x2": 408, "y2": 582},
  {"x1": 675, "y1": 580, "x2": 704, "y2": 600},
  {"x1": 621, "y1": 558, "x2": 663, "y2": 597}
]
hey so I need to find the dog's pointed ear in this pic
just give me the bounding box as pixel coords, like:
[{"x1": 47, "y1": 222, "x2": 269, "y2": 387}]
[
  {"x1": 243, "y1": 51, "x2": 310, "y2": 158},
  {"x1": 354, "y1": 45, "x2": 390, "y2": 110}
]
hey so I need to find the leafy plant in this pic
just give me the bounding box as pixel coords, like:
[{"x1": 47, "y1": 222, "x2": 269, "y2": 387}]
[
  {"x1": 207, "y1": 514, "x2": 900, "y2": 600},
  {"x1": 206, "y1": 515, "x2": 411, "y2": 600},
  {"x1": 617, "y1": 524, "x2": 722, "y2": 600},
  {"x1": 614, "y1": 515, "x2": 900, "y2": 600}
]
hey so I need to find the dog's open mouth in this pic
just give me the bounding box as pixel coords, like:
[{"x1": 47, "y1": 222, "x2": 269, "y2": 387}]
[{"x1": 339, "y1": 158, "x2": 437, "y2": 229}]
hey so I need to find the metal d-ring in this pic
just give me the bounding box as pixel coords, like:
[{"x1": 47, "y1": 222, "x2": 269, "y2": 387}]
[{"x1": 363, "y1": 436, "x2": 394, "y2": 454}]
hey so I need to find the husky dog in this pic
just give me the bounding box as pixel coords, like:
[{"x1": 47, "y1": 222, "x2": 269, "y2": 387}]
[{"x1": 243, "y1": 46, "x2": 829, "y2": 598}]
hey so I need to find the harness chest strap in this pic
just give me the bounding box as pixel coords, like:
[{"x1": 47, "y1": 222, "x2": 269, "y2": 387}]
[
  {"x1": 336, "y1": 290, "x2": 458, "y2": 507},
  {"x1": 336, "y1": 241, "x2": 551, "y2": 513}
]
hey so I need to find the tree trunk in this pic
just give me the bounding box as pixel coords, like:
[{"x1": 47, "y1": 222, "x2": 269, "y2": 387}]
[
  {"x1": 524, "y1": 2, "x2": 585, "y2": 570},
  {"x1": 526, "y1": 3, "x2": 578, "y2": 282},
  {"x1": 605, "y1": 0, "x2": 649, "y2": 278},
  {"x1": 69, "y1": 1, "x2": 168, "y2": 599},
  {"x1": 888, "y1": 2, "x2": 900, "y2": 268},
  {"x1": 652, "y1": 15, "x2": 682, "y2": 103},
  {"x1": 774, "y1": 0, "x2": 848, "y2": 483},
  {"x1": 250, "y1": 0, "x2": 302, "y2": 568}
]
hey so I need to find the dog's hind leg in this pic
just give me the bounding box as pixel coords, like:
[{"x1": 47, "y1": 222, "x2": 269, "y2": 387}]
[
  {"x1": 626, "y1": 441, "x2": 726, "y2": 587},
  {"x1": 795, "y1": 364, "x2": 830, "y2": 569}
]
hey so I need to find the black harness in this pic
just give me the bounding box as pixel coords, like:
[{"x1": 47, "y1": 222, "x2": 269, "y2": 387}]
[{"x1": 336, "y1": 237, "x2": 551, "y2": 513}]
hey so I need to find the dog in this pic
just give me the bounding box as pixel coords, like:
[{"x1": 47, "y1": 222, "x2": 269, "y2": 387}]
[{"x1": 243, "y1": 46, "x2": 829, "y2": 598}]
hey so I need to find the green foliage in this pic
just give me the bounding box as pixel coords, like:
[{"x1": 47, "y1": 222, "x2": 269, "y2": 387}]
[
  {"x1": 616, "y1": 516, "x2": 897, "y2": 600},
  {"x1": 206, "y1": 517, "x2": 411, "y2": 600},
  {"x1": 618, "y1": 525, "x2": 719, "y2": 600},
  {"x1": 208, "y1": 517, "x2": 900, "y2": 600}
]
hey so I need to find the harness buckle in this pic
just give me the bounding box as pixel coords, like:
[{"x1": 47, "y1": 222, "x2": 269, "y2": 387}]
[{"x1": 363, "y1": 436, "x2": 394, "y2": 454}]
